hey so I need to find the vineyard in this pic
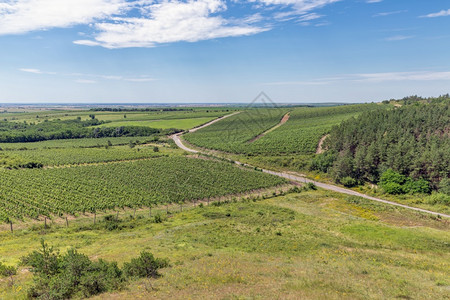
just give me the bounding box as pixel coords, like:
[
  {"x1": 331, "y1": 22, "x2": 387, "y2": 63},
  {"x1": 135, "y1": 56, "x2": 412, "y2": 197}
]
[
  {"x1": 0, "y1": 157, "x2": 287, "y2": 222},
  {"x1": 185, "y1": 104, "x2": 382, "y2": 155},
  {"x1": 0, "y1": 136, "x2": 157, "y2": 150},
  {"x1": 184, "y1": 108, "x2": 290, "y2": 153},
  {"x1": 6, "y1": 145, "x2": 177, "y2": 166},
  {"x1": 94, "y1": 117, "x2": 217, "y2": 130}
]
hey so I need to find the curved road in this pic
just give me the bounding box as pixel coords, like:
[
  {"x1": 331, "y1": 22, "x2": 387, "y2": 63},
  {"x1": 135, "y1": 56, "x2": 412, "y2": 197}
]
[{"x1": 171, "y1": 114, "x2": 450, "y2": 218}]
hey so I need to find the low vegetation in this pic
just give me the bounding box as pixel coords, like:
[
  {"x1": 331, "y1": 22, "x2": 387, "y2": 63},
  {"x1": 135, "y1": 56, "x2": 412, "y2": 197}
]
[
  {"x1": 21, "y1": 239, "x2": 168, "y2": 299},
  {"x1": 1, "y1": 189, "x2": 448, "y2": 299}
]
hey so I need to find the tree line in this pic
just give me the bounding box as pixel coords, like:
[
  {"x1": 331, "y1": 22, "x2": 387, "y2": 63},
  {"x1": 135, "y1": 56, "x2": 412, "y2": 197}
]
[
  {"x1": 0, "y1": 118, "x2": 177, "y2": 143},
  {"x1": 311, "y1": 96, "x2": 449, "y2": 194}
]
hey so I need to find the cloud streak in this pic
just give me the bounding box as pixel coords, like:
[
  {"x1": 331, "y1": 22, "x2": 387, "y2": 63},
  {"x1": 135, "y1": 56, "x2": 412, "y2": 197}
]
[
  {"x1": 18, "y1": 68, "x2": 155, "y2": 83},
  {"x1": 420, "y1": 9, "x2": 450, "y2": 18},
  {"x1": 264, "y1": 71, "x2": 450, "y2": 85}
]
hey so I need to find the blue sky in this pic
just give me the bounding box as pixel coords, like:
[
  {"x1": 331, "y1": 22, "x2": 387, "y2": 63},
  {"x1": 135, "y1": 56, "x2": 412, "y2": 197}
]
[{"x1": 0, "y1": 0, "x2": 449, "y2": 103}]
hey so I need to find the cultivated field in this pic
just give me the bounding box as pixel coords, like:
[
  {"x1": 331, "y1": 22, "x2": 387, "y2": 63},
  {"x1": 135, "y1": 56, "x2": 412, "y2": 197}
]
[{"x1": 0, "y1": 101, "x2": 448, "y2": 299}]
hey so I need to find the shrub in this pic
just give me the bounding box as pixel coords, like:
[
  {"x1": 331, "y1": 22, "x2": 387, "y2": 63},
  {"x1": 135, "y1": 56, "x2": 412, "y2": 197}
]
[
  {"x1": 123, "y1": 252, "x2": 169, "y2": 278},
  {"x1": 0, "y1": 262, "x2": 16, "y2": 277},
  {"x1": 310, "y1": 152, "x2": 336, "y2": 173},
  {"x1": 380, "y1": 169, "x2": 407, "y2": 186},
  {"x1": 341, "y1": 176, "x2": 359, "y2": 188},
  {"x1": 405, "y1": 178, "x2": 431, "y2": 194},
  {"x1": 379, "y1": 169, "x2": 431, "y2": 195},
  {"x1": 306, "y1": 182, "x2": 317, "y2": 190},
  {"x1": 22, "y1": 241, "x2": 170, "y2": 299},
  {"x1": 382, "y1": 182, "x2": 405, "y2": 195}
]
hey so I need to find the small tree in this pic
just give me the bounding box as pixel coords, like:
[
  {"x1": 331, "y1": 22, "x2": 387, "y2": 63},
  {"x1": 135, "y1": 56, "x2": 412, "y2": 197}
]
[
  {"x1": 123, "y1": 252, "x2": 169, "y2": 278},
  {"x1": 153, "y1": 146, "x2": 159, "y2": 152}
]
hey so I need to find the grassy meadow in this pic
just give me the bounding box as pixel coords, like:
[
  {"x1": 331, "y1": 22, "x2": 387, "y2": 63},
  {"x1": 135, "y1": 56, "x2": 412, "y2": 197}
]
[{"x1": 1, "y1": 188, "x2": 448, "y2": 299}]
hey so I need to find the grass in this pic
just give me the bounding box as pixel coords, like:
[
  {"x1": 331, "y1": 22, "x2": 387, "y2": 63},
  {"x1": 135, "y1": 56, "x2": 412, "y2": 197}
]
[{"x1": 1, "y1": 189, "x2": 448, "y2": 299}]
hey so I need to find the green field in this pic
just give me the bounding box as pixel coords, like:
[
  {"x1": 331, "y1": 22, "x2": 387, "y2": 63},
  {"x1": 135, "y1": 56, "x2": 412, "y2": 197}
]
[
  {"x1": 0, "y1": 157, "x2": 286, "y2": 222},
  {"x1": 94, "y1": 117, "x2": 216, "y2": 130},
  {"x1": 184, "y1": 108, "x2": 290, "y2": 153},
  {"x1": 1, "y1": 109, "x2": 230, "y2": 124},
  {"x1": 5, "y1": 145, "x2": 176, "y2": 166},
  {"x1": 0, "y1": 136, "x2": 156, "y2": 150},
  {"x1": 184, "y1": 104, "x2": 381, "y2": 155},
  {"x1": 1, "y1": 189, "x2": 448, "y2": 299}
]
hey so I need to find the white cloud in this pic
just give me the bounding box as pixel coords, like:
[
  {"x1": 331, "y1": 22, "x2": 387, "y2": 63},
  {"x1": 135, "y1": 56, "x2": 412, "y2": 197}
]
[
  {"x1": 0, "y1": 0, "x2": 127, "y2": 35},
  {"x1": 19, "y1": 68, "x2": 156, "y2": 82},
  {"x1": 254, "y1": 0, "x2": 339, "y2": 13},
  {"x1": 19, "y1": 68, "x2": 56, "y2": 74},
  {"x1": 420, "y1": 9, "x2": 450, "y2": 18},
  {"x1": 373, "y1": 10, "x2": 407, "y2": 17},
  {"x1": 2, "y1": 0, "x2": 339, "y2": 48},
  {"x1": 264, "y1": 71, "x2": 450, "y2": 85},
  {"x1": 75, "y1": 0, "x2": 268, "y2": 48},
  {"x1": 354, "y1": 71, "x2": 450, "y2": 82},
  {"x1": 366, "y1": 0, "x2": 382, "y2": 3},
  {"x1": 19, "y1": 68, "x2": 43, "y2": 74}
]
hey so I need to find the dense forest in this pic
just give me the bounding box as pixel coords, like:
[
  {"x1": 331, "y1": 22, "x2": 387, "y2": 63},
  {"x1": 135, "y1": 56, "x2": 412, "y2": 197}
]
[
  {"x1": 314, "y1": 95, "x2": 450, "y2": 194},
  {"x1": 0, "y1": 118, "x2": 174, "y2": 143}
]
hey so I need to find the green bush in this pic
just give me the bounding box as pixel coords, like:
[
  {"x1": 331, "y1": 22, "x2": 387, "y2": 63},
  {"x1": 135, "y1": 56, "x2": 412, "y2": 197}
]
[
  {"x1": 382, "y1": 182, "x2": 405, "y2": 195},
  {"x1": 310, "y1": 152, "x2": 336, "y2": 173},
  {"x1": 405, "y1": 178, "x2": 431, "y2": 194},
  {"x1": 22, "y1": 240, "x2": 169, "y2": 299},
  {"x1": 0, "y1": 262, "x2": 16, "y2": 277},
  {"x1": 379, "y1": 169, "x2": 431, "y2": 195},
  {"x1": 123, "y1": 251, "x2": 169, "y2": 278},
  {"x1": 380, "y1": 169, "x2": 407, "y2": 186},
  {"x1": 306, "y1": 182, "x2": 317, "y2": 190},
  {"x1": 341, "y1": 176, "x2": 359, "y2": 188}
]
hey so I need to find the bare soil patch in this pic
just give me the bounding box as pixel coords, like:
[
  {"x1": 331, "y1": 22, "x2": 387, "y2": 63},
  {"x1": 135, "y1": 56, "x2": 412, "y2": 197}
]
[{"x1": 248, "y1": 112, "x2": 290, "y2": 143}]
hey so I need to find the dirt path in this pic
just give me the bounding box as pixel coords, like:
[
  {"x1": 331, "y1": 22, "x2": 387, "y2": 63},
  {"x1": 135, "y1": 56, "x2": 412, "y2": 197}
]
[
  {"x1": 316, "y1": 134, "x2": 329, "y2": 154},
  {"x1": 248, "y1": 112, "x2": 290, "y2": 143},
  {"x1": 171, "y1": 119, "x2": 450, "y2": 218}
]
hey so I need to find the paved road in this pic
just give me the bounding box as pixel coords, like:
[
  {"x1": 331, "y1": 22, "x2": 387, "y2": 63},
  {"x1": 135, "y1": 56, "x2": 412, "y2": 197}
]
[{"x1": 171, "y1": 114, "x2": 450, "y2": 218}]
